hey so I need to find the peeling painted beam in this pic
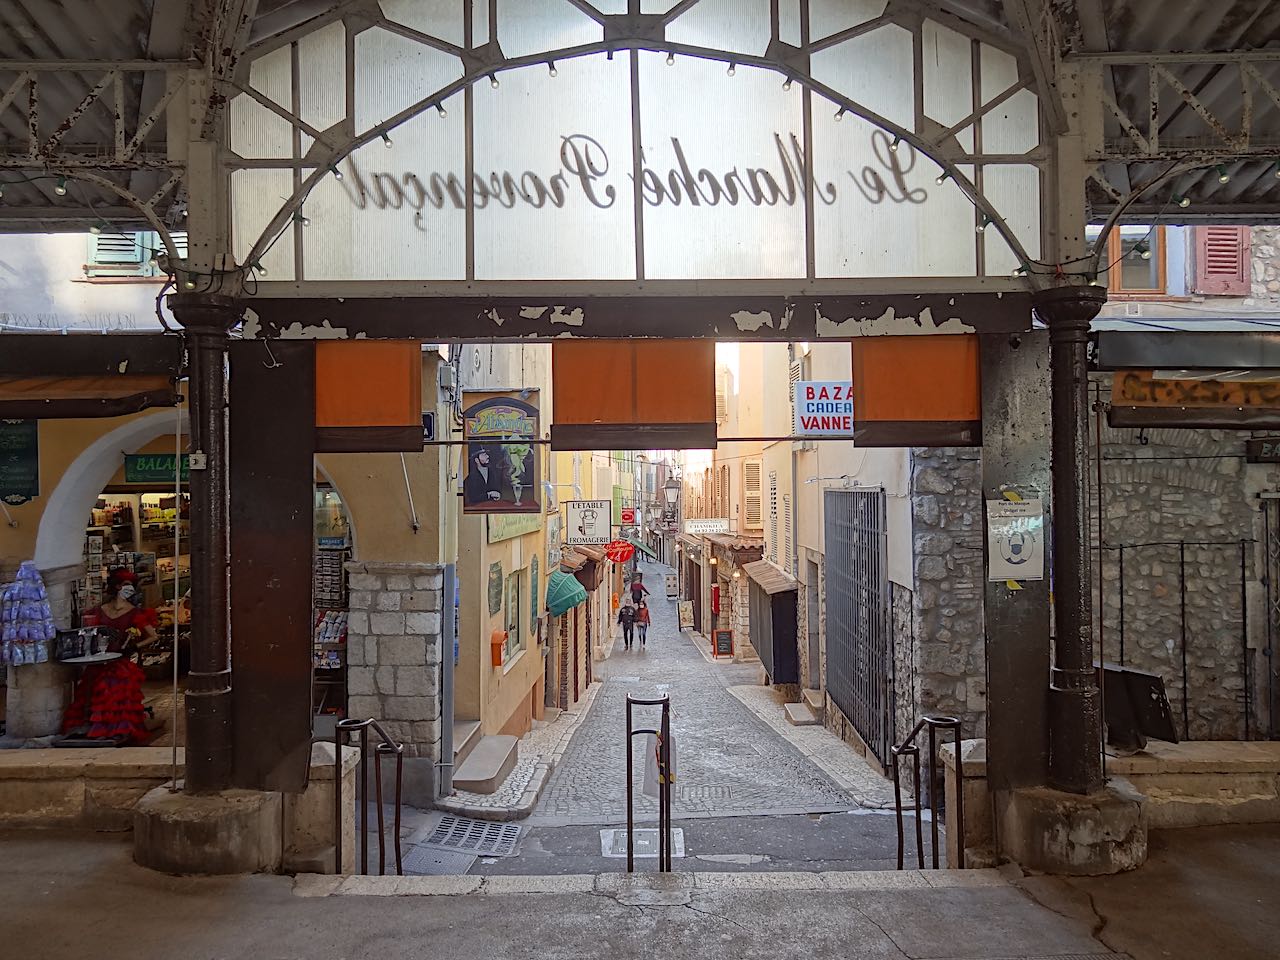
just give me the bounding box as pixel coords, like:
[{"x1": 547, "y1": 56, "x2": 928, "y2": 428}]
[{"x1": 243, "y1": 293, "x2": 1031, "y2": 341}]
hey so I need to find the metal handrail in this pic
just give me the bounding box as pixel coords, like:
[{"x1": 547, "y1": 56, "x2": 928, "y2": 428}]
[
  {"x1": 333, "y1": 717, "x2": 404, "y2": 876},
  {"x1": 890, "y1": 715, "x2": 964, "y2": 870},
  {"x1": 625, "y1": 695, "x2": 673, "y2": 873}
]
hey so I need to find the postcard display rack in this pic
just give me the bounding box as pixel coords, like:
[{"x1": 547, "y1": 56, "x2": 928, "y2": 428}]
[{"x1": 312, "y1": 545, "x2": 350, "y2": 719}]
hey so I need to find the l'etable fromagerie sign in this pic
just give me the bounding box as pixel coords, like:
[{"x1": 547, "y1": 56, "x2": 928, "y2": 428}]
[{"x1": 339, "y1": 131, "x2": 928, "y2": 230}]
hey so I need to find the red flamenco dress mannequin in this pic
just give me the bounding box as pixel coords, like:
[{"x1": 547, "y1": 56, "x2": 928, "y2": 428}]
[{"x1": 62, "y1": 570, "x2": 156, "y2": 743}]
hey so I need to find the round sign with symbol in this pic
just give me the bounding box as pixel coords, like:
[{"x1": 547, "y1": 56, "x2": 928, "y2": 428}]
[{"x1": 605, "y1": 539, "x2": 636, "y2": 563}]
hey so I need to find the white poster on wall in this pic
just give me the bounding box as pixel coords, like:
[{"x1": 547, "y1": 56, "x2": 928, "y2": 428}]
[
  {"x1": 986, "y1": 499, "x2": 1045, "y2": 581},
  {"x1": 565, "y1": 499, "x2": 611, "y2": 545}
]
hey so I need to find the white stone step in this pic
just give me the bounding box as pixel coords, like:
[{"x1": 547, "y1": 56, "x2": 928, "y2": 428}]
[
  {"x1": 784, "y1": 702, "x2": 819, "y2": 726},
  {"x1": 453, "y1": 720, "x2": 482, "y2": 765},
  {"x1": 802, "y1": 689, "x2": 824, "y2": 712},
  {"x1": 453, "y1": 735, "x2": 519, "y2": 795}
]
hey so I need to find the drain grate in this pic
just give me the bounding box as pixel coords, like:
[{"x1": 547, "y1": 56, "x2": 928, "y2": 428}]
[
  {"x1": 401, "y1": 844, "x2": 477, "y2": 876},
  {"x1": 420, "y1": 815, "x2": 522, "y2": 857},
  {"x1": 679, "y1": 785, "x2": 732, "y2": 801}
]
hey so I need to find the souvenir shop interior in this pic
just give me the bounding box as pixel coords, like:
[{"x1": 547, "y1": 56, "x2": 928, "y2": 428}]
[{"x1": 1, "y1": 444, "x2": 353, "y2": 748}]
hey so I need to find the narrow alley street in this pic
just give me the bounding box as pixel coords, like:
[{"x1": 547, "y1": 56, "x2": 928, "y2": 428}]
[{"x1": 472, "y1": 561, "x2": 912, "y2": 875}]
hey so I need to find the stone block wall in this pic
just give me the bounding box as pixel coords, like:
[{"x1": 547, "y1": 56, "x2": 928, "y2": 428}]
[
  {"x1": 344, "y1": 561, "x2": 444, "y2": 771},
  {"x1": 910, "y1": 448, "x2": 987, "y2": 739},
  {"x1": 1250, "y1": 226, "x2": 1280, "y2": 300},
  {"x1": 795, "y1": 548, "x2": 824, "y2": 693},
  {"x1": 1091, "y1": 379, "x2": 1263, "y2": 740},
  {"x1": 890, "y1": 581, "x2": 918, "y2": 744}
]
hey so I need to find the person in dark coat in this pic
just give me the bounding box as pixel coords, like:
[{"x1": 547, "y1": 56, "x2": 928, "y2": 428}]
[{"x1": 617, "y1": 602, "x2": 636, "y2": 651}]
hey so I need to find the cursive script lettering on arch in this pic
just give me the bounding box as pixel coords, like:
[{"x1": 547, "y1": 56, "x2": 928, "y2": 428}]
[{"x1": 340, "y1": 130, "x2": 928, "y2": 230}]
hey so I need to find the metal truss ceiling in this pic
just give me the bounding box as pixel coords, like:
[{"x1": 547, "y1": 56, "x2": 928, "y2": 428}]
[{"x1": 0, "y1": 0, "x2": 1279, "y2": 235}]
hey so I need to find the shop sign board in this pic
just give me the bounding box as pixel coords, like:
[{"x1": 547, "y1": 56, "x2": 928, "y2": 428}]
[
  {"x1": 985, "y1": 499, "x2": 1045, "y2": 582},
  {"x1": 462, "y1": 391, "x2": 540, "y2": 515},
  {"x1": 124, "y1": 453, "x2": 189, "y2": 484},
  {"x1": 566, "y1": 499, "x2": 611, "y2": 544},
  {"x1": 0, "y1": 419, "x2": 38, "y2": 505},
  {"x1": 487, "y1": 513, "x2": 543, "y2": 544},
  {"x1": 665, "y1": 574, "x2": 678, "y2": 599},
  {"x1": 684, "y1": 518, "x2": 729, "y2": 534},
  {"x1": 1246, "y1": 438, "x2": 1280, "y2": 463},
  {"x1": 620, "y1": 507, "x2": 636, "y2": 525},
  {"x1": 677, "y1": 601, "x2": 694, "y2": 631},
  {"x1": 546, "y1": 514, "x2": 562, "y2": 566},
  {"x1": 794, "y1": 381, "x2": 854, "y2": 435}
]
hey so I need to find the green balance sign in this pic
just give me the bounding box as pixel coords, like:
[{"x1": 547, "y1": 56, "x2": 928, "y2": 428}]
[{"x1": 124, "y1": 454, "x2": 189, "y2": 484}]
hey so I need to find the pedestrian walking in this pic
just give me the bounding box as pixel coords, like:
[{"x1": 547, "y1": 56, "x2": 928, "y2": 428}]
[
  {"x1": 629, "y1": 576, "x2": 650, "y2": 607},
  {"x1": 636, "y1": 600, "x2": 651, "y2": 648},
  {"x1": 617, "y1": 601, "x2": 636, "y2": 650}
]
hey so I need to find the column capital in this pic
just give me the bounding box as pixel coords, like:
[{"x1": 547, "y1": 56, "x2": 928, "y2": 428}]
[
  {"x1": 1032, "y1": 284, "x2": 1107, "y2": 335},
  {"x1": 167, "y1": 292, "x2": 242, "y2": 336}
]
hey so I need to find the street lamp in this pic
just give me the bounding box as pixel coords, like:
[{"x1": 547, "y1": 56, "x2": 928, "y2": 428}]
[{"x1": 663, "y1": 475, "x2": 681, "y2": 511}]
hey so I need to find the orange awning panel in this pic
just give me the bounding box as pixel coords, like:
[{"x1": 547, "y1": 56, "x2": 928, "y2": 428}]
[
  {"x1": 851, "y1": 335, "x2": 981, "y2": 446},
  {"x1": 314, "y1": 341, "x2": 423, "y2": 451},
  {"x1": 551, "y1": 340, "x2": 715, "y2": 449}
]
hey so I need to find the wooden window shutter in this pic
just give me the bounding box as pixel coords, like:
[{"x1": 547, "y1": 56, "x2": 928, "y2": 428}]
[
  {"x1": 768, "y1": 470, "x2": 779, "y2": 561},
  {"x1": 1194, "y1": 226, "x2": 1251, "y2": 295},
  {"x1": 783, "y1": 493, "x2": 793, "y2": 574},
  {"x1": 743, "y1": 459, "x2": 763, "y2": 529}
]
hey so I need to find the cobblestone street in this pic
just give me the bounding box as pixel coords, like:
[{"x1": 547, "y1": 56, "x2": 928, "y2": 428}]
[{"x1": 532, "y1": 563, "x2": 878, "y2": 825}]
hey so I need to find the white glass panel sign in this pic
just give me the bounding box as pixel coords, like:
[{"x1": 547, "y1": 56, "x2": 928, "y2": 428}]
[
  {"x1": 565, "y1": 500, "x2": 611, "y2": 545},
  {"x1": 228, "y1": 10, "x2": 1042, "y2": 286},
  {"x1": 794, "y1": 381, "x2": 854, "y2": 435}
]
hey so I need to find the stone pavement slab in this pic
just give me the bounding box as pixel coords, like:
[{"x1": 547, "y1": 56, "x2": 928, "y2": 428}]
[
  {"x1": 1022, "y1": 824, "x2": 1280, "y2": 960},
  {"x1": 1, "y1": 831, "x2": 1123, "y2": 960},
  {"x1": 536, "y1": 564, "x2": 879, "y2": 824}
]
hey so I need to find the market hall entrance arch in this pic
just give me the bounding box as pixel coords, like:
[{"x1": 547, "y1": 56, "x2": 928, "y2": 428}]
[{"x1": 151, "y1": 0, "x2": 1109, "y2": 814}]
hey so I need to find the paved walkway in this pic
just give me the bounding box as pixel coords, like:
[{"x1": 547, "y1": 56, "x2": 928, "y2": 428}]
[
  {"x1": 534, "y1": 562, "x2": 881, "y2": 824},
  {"x1": 0, "y1": 831, "x2": 1122, "y2": 960}
]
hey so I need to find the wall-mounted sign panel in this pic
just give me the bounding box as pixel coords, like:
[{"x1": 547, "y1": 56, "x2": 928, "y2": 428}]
[
  {"x1": 986, "y1": 499, "x2": 1045, "y2": 582},
  {"x1": 565, "y1": 500, "x2": 611, "y2": 545},
  {"x1": 462, "y1": 391, "x2": 541, "y2": 515},
  {"x1": 684, "y1": 518, "x2": 730, "y2": 535},
  {"x1": 795, "y1": 381, "x2": 854, "y2": 435},
  {"x1": 0, "y1": 419, "x2": 38, "y2": 505}
]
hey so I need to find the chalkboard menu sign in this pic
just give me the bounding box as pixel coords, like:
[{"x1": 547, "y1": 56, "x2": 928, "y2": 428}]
[
  {"x1": 0, "y1": 420, "x2": 38, "y2": 506},
  {"x1": 713, "y1": 629, "x2": 734, "y2": 658}
]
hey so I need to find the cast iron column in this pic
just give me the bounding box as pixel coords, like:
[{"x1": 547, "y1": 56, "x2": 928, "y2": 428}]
[
  {"x1": 1035, "y1": 284, "x2": 1106, "y2": 795},
  {"x1": 170, "y1": 292, "x2": 238, "y2": 793}
]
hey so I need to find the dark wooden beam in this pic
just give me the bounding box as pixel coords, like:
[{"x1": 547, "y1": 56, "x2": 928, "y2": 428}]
[
  {"x1": 247, "y1": 292, "x2": 1032, "y2": 341},
  {"x1": 0, "y1": 333, "x2": 183, "y2": 376}
]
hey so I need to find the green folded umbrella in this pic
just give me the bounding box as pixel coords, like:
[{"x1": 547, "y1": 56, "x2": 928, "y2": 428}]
[{"x1": 545, "y1": 569, "x2": 588, "y2": 617}]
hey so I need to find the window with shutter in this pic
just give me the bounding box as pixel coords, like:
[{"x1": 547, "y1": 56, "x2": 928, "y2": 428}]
[
  {"x1": 1194, "y1": 226, "x2": 1251, "y2": 295},
  {"x1": 768, "y1": 470, "x2": 779, "y2": 561},
  {"x1": 715, "y1": 371, "x2": 729, "y2": 423},
  {"x1": 713, "y1": 466, "x2": 722, "y2": 517},
  {"x1": 783, "y1": 493, "x2": 793, "y2": 574},
  {"x1": 743, "y1": 460, "x2": 763, "y2": 529},
  {"x1": 85, "y1": 230, "x2": 189, "y2": 278},
  {"x1": 789, "y1": 361, "x2": 802, "y2": 433}
]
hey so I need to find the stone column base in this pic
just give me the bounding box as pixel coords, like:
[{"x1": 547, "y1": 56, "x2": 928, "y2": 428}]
[
  {"x1": 5, "y1": 661, "x2": 73, "y2": 740},
  {"x1": 997, "y1": 778, "x2": 1147, "y2": 875},
  {"x1": 133, "y1": 785, "x2": 283, "y2": 875}
]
